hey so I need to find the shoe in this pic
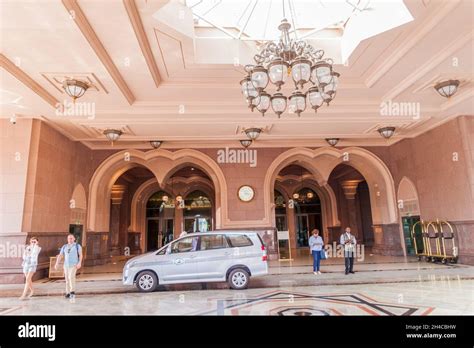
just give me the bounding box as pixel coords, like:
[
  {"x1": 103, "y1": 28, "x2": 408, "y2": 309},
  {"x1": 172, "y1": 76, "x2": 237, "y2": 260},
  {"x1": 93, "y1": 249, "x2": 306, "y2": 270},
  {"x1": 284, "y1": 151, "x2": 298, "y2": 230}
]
[
  {"x1": 345, "y1": 271, "x2": 349, "y2": 275},
  {"x1": 65, "y1": 293, "x2": 71, "y2": 299},
  {"x1": 317, "y1": 271, "x2": 321, "y2": 274},
  {"x1": 313, "y1": 272, "x2": 318, "y2": 275},
  {"x1": 70, "y1": 292, "x2": 76, "y2": 298},
  {"x1": 349, "y1": 271, "x2": 355, "y2": 274},
  {"x1": 19, "y1": 295, "x2": 27, "y2": 301}
]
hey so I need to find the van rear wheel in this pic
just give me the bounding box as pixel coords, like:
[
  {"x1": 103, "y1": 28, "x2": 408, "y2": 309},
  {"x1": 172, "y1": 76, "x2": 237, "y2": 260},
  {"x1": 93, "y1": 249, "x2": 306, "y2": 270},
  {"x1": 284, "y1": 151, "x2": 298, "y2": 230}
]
[
  {"x1": 228, "y1": 269, "x2": 249, "y2": 290},
  {"x1": 136, "y1": 271, "x2": 158, "y2": 292}
]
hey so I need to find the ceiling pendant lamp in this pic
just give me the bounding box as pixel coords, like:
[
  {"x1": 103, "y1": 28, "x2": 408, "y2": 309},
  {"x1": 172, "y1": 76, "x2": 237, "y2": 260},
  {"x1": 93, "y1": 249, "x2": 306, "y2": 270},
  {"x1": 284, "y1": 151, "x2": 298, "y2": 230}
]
[
  {"x1": 62, "y1": 79, "x2": 89, "y2": 102},
  {"x1": 240, "y1": 139, "x2": 252, "y2": 148},
  {"x1": 378, "y1": 126, "x2": 396, "y2": 139},
  {"x1": 434, "y1": 80, "x2": 460, "y2": 98},
  {"x1": 103, "y1": 129, "x2": 122, "y2": 145},
  {"x1": 244, "y1": 128, "x2": 262, "y2": 140},
  {"x1": 150, "y1": 140, "x2": 162, "y2": 149},
  {"x1": 326, "y1": 138, "x2": 339, "y2": 147}
]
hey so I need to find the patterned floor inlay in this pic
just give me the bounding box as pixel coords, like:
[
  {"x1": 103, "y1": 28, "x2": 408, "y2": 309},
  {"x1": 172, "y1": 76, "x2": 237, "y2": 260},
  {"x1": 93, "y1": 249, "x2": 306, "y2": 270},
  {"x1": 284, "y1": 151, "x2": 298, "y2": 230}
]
[{"x1": 198, "y1": 290, "x2": 434, "y2": 316}]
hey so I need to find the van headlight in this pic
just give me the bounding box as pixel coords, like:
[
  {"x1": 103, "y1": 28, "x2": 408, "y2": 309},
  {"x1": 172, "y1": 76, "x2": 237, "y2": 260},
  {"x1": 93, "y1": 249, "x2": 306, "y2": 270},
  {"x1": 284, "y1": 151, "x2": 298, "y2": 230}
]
[{"x1": 125, "y1": 260, "x2": 136, "y2": 269}]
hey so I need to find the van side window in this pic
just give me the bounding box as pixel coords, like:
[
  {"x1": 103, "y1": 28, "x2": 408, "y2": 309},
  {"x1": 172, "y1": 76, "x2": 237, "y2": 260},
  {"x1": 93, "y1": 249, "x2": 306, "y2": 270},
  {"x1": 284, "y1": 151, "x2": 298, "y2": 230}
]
[
  {"x1": 200, "y1": 235, "x2": 228, "y2": 251},
  {"x1": 227, "y1": 235, "x2": 253, "y2": 247},
  {"x1": 171, "y1": 236, "x2": 199, "y2": 253}
]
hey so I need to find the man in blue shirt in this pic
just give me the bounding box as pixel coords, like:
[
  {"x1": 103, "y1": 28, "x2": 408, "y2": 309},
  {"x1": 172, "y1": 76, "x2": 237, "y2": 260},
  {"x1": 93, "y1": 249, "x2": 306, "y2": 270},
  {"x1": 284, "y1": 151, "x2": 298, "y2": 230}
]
[{"x1": 55, "y1": 234, "x2": 83, "y2": 299}]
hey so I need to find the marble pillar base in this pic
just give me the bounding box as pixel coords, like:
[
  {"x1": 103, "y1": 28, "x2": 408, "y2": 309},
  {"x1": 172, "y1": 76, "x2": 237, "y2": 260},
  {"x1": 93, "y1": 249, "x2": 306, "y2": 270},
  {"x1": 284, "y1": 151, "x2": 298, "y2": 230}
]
[{"x1": 371, "y1": 223, "x2": 404, "y2": 256}]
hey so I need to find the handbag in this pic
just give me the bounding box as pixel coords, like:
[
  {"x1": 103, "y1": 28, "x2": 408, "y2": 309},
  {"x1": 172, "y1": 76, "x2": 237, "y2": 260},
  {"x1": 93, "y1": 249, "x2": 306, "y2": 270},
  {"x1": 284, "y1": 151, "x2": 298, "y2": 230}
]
[{"x1": 320, "y1": 248, "x2": 327, "y2": 260}]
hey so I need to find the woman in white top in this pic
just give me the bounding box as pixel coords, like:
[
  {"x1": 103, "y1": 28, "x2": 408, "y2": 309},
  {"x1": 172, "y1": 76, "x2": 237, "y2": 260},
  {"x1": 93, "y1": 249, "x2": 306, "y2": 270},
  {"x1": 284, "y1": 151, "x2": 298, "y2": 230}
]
[
  {"x1": 20, "y1": 236, "x2": 41, "y2": 300},
  {"x1": 308, "y1": 229, "x2": 324, "y2": 275}
]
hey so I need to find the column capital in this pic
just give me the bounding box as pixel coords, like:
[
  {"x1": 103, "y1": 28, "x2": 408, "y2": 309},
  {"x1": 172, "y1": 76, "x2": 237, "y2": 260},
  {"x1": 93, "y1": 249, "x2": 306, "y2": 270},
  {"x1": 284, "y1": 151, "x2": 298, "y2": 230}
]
[
  {"x1": 340, "y1": 180, "x2": 363, "y2": 200},
  {"x1": 111, "y1": 185, "x2": 126, "y2": 205}
]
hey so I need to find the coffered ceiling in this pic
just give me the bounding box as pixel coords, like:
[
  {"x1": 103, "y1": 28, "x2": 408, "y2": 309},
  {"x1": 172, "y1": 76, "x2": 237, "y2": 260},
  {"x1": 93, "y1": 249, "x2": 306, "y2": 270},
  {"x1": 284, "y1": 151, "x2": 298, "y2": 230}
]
[{"x1": 0, "y1": 0, "x2": 473, "y2": 149}]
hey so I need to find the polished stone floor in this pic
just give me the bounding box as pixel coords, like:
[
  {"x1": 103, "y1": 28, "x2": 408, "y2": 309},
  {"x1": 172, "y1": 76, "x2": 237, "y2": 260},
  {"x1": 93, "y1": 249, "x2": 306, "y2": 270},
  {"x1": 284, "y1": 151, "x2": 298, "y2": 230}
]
[
  {"x1": 1, "y1": 279, "x2": 472, "y2": 315},
  {"x1": 1, "y1": 253, "x2": 472, "y2": 315}
]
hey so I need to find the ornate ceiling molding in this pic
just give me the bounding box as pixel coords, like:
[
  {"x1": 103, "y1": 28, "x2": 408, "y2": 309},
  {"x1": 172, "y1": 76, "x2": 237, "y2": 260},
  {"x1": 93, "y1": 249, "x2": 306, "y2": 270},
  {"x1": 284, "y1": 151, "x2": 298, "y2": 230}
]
[
  {"x1": 62, "y1": 0, "x2": 136, "y2": 105},
  {"x1": 123, "y1": 0, "x2": 162, "y2": 87},
  {"x1": 0, "y1": 53, "x2": 59, "y2": 108}
]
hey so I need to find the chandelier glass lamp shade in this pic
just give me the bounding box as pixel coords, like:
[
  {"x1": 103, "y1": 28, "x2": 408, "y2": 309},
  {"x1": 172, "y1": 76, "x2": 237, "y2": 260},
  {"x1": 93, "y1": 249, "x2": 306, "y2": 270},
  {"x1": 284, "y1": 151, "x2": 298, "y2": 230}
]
[
  {"x1": 240, "y1": 18, "x2": 340, "y2": 117},
  {"x1": 434, "y1": 80, "x2": 460, "y2": 98},
  {"x1": 378, "y1": 127, "x2": 396, "y2": 139},
  {"x1": 270, "y1": 93, "x2": 287, "y2": 118},
  {"x1": 62, "y1": 79, "x2": 89, "y2": 102},
  {"x1": 292, "y1": 192, "x2": 300, "y2": 200},
  {"x1": 103, "y1": 129, "x2": 122, "y2": 142},
  {"x1": 176, "y1": 194, "x2": 183, "y2": 203},
  {"x1": 150, "y1": 140, "x2": 162, "y2": 149},
  {"x1": 256, "y1": 92, "x2": 271, "y2": 116},
  {"x1": 244, "y1": 128, "x2": 262, "y2": 140},
  {"x1": 326, "y1": 138, "x2": 339, "y2": 146},
  {"x1": 288, "y1": 91, "x2": 306, "y2": 116},
  {"x1": 240, "y1": 139, "x2": 252, "y2": 148}
]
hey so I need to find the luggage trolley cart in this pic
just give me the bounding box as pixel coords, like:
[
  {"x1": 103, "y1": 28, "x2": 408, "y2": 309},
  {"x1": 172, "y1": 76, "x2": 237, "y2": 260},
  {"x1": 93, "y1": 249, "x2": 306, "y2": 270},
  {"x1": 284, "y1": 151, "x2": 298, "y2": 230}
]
[
  {"x1": 437, "y1": 219, "x2": 458, "y2": 264},
  {"x1": 411, "y1": 220, "x2": 427, "y2": 261},
  {"x1": 425, "y1": 221, "x2": 441, "y2": 262}
]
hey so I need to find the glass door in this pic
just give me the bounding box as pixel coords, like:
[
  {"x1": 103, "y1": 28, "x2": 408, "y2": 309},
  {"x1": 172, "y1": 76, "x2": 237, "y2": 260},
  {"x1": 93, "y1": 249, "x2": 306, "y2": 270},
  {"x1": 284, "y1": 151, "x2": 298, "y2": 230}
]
[
  {"x1": 402, "y1": 216, "x2": 421, "y2": 255},
  {"x1": 296, "y1": 214, "x2": 309, "y2": 247},
  {"x1": 146, "y1": 218, "x2": 160, "y2": 252}
]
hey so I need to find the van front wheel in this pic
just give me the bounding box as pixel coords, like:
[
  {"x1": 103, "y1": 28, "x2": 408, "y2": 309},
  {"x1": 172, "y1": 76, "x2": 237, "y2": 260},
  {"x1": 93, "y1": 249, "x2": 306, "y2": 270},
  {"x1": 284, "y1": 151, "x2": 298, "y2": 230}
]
[
  {"x1": 136, "y1": 271, "x2": 158, "y2": 292},
  {"x1": 228, "y1": 269, "x2": 249, "y2": 290}
]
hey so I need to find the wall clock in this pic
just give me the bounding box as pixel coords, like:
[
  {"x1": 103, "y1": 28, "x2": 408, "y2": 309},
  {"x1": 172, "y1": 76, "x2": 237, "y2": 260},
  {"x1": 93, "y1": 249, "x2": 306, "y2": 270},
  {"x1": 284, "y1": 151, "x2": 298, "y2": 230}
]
[{"x1": 238, "y1": 185, "x2": 255, "y2": 202}]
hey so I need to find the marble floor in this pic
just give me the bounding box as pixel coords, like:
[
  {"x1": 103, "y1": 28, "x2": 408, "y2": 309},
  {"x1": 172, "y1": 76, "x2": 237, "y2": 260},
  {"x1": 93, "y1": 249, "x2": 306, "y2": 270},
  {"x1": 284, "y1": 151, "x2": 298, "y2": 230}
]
[{"x1": 1, "y1": 279, "x2": 472, "y2": 316}]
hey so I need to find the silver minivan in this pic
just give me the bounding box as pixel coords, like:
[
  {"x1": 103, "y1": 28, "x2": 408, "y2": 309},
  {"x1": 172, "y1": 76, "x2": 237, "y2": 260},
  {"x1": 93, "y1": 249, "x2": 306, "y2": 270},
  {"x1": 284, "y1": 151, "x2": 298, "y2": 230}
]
[{"x1": 123, "y1": 231, "x2": 268, "y2": 292}]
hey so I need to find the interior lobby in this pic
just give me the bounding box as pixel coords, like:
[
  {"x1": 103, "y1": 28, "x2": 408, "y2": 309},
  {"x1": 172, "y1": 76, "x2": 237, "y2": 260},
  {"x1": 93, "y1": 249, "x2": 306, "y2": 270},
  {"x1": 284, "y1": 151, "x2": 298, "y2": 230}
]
[{"x1": 0, "y1": 0, "x2": 473, "y2": 320}]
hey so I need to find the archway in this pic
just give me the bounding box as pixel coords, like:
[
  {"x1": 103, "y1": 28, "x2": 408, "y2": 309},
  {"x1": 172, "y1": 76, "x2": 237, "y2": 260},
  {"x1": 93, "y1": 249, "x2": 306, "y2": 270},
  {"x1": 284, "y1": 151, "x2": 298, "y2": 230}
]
[
  {"x1": 69, "y1": 183, "x2": 87, "y2": 245},
  {"x1": 87, "y1": 149, "x2": 226, "y2": 236},
  {"x1": 398, "y1": 176, "x2": 421, "y2": 256},
  {"x1": 265, "y1": 147, "x2": 400, "y2": 256}
]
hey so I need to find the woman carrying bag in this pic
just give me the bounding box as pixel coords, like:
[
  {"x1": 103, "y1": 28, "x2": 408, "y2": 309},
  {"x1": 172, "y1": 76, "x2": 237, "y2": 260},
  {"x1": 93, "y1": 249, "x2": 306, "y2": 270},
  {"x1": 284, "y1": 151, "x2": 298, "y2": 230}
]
[
  {"x1": 20, "y1": 236, "x2": 41, "y2": 300},
  {"x1": 308, "y1": 229, "x2": 325, "y2": 275}
]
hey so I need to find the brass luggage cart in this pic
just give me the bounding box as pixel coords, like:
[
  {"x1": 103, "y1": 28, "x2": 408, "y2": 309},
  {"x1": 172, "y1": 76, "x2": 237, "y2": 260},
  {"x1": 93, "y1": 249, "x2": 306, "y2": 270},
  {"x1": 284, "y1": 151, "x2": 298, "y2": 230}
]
[
  {"x1": 437, "y1": 219, "x2": 458, "y2": 264},
  {"x1": 411, "y1": 219, "x2": 458, "y2": 264},
  {"x1": 411, "y1": 220, "x2": 426, "y2": 261}
]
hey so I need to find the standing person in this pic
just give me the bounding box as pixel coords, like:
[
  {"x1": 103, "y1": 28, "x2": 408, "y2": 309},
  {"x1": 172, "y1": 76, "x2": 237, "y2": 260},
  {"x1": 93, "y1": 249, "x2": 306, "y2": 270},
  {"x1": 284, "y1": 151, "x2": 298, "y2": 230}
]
[
  {"x1": 19, "y1": 237, "x2": 41, "y2": 300},
  {"x1": 340, "y1": 227, "x2": 357, "y2": 275},
  {"x1": 179, "y1": 230, "x2": 188, "y2": 238},
  {"x1": 308, "y1": 229, "x2": 324, "y2": 275},
  {"x1": 55, "y1": 234, "x2": 83, "y2": 299}
]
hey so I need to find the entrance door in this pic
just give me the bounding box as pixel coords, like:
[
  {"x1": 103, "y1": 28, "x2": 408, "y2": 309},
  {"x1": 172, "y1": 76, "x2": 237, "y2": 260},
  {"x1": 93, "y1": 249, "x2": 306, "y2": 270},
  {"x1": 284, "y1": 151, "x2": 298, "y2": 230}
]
[
  {"x1": 147, "y1": 218, "x2": 174, "y2": 251},
  {"x1": 296, "y1": 214, "x2": 309, "y2": 247},
  {"x1": 146, "y1": 218, "x2": 160, "y2": 252},
  {"x1": 402, "y1": 216, "x2": 421, "y2": 255}
]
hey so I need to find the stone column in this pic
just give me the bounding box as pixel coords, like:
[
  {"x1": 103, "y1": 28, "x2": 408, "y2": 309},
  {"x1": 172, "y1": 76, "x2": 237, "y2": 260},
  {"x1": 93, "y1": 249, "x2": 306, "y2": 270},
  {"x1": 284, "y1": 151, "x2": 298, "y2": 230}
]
[
  {"x1": 340, "y1": 180, "x2": 363, "y2": 241},
  {"x1": 109, "y1": 185, "x2": 126, "y2": 256}
]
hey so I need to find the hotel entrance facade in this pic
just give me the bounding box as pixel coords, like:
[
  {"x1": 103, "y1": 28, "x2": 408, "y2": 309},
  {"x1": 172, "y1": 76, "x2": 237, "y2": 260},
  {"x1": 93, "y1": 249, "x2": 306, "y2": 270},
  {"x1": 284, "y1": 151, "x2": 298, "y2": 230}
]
[{"x1": 1, "y1": 115, "x2": 473, "y2": 283}]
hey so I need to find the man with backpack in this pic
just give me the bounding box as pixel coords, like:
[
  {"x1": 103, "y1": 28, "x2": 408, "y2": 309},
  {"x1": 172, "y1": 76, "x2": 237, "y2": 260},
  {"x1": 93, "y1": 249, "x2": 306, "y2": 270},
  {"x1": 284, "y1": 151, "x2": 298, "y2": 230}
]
[{"x1": 55, "y1": 233, "x2": 83, "y2": 299}]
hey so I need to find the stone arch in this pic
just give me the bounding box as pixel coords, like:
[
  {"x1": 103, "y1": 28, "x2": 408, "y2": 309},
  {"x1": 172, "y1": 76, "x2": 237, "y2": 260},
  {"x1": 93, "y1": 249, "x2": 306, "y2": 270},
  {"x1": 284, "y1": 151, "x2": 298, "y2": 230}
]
[
  {"x1": 264, "y1": 147, "x2": 397, "y2": 226},
  {"x1": 87, "y1": 149, "x2": 227, "y2": 236},
  {"x1": 397, "y1": 176, "x2": 420, "y2": 217},
  {"x1": 70, "y1": 183, "x2": 87, "y2": 225}
]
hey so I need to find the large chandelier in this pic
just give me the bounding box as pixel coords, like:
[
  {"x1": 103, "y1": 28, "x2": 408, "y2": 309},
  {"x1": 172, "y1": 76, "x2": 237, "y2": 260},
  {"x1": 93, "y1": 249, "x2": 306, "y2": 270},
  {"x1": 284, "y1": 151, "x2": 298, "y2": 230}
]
[{"x1": 240, "y1": 19, "x2": 340, "y2": 118}]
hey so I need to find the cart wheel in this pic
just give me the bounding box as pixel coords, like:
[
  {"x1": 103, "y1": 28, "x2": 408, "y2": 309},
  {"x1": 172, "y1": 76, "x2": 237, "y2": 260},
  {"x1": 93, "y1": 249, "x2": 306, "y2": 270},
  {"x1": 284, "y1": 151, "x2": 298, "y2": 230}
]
[
  {"x1": 417, "y1": 256, "x2": 422, "y2": 261},
  {"x1": 442, "y1": 258, "x2": 447, "y2": 264}
]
